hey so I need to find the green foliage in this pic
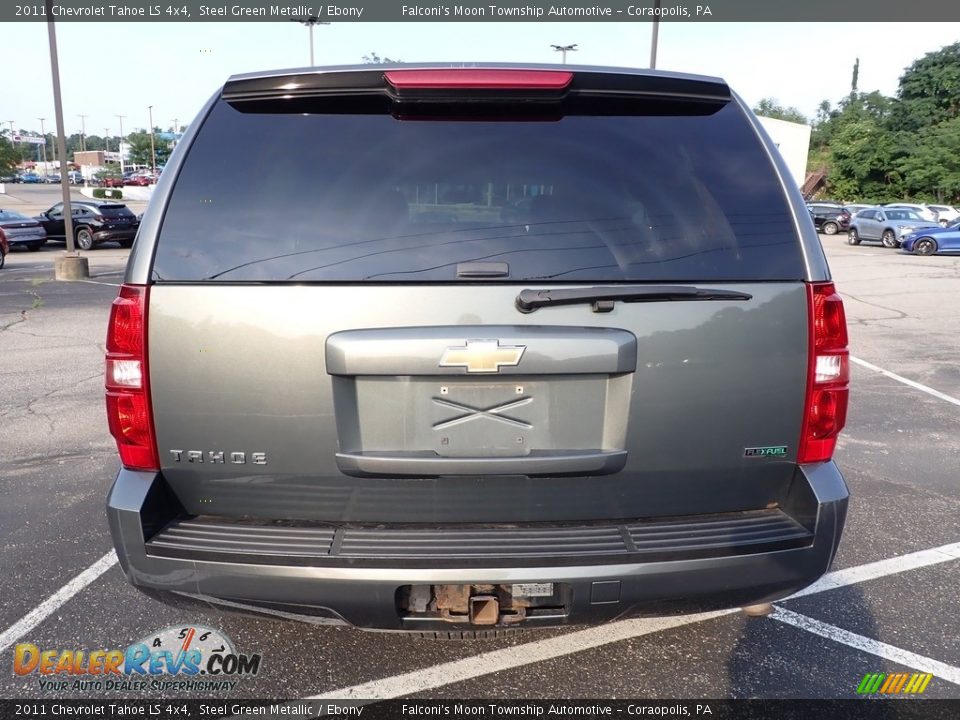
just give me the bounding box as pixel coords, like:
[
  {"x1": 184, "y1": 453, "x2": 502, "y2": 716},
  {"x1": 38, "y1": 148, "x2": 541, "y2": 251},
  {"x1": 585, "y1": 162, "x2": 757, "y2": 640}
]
[
  {"x1": 811, "y1": 43, "x2": 960, "y2": 203},
  {"x1": 125, "y1": 130, "x2": 168, "y2": 168},
  {"x1": 0, "y1": 137, "x2": 18, "y2": 174},
  {"x1": 362, "y1": 52, "x2": 402, "y2": 64},
  {"x1": 93, "y1": 188, "x2": 123, "y2": 199},
  {"x1": 753, "y1": 98, "x2": 808, "y2": 125}
]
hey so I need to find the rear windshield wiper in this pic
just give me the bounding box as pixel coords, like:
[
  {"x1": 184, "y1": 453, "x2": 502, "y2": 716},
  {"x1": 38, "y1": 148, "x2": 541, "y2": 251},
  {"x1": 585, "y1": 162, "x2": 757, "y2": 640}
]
[{"x1": 515, "y1": 285, "x2": 753, "y2": 313}]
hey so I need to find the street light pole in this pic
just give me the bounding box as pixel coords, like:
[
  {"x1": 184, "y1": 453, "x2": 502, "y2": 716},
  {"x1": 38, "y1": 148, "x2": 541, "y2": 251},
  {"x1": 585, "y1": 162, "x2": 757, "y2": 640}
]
[
  {"x1": 77, "y1": 114, "x2": 87, "y2": 152},
  {"x1": 172, "y1": 117, "x2": 178, "y2": 149},
  {"x1": 650, "y1": 0, "x2": 662, "y2": 69},
  {"x1": 104, "y1": 128, "x2": 110, "y2": 153},
  {"x1": 550, "y1": 44, "x2": 578, "y2": 64},
  {"x1": 292, "y1": 16, "x2": 330, "y2": 66},
  {"x1": 148, "y1": 105, "x2": 156, "y2": 174},
  {"x1": 46, "y1": 0, "x2": 88, "y2": 279},
  {"x1": 116, "y1": 114, "x2": 126, "y2": 174},
  {"x1": 37, "y1": 118, "x2": 48, "y2": 169}
]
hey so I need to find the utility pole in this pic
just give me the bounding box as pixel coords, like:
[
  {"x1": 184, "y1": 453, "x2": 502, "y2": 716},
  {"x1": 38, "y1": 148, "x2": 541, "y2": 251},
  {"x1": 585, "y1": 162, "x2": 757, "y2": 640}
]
[
  {"x1": 116, "y1": 114, "x2": 126, "y2": 174},
  {"x1": 77, "y1": 114, "x2": 87, "y2": 152},
  {"x1": 550, "y1": 44, "x2": 577, "y2": 64},
  {"x1": 104, "y1": 128, "x2": 110, "y2": 152},
  {"x1": 38, "y1": 117, "x2": 48, "y2": 169},
  {"x1": 46, "y1": 0, "x2": 88, "y2": 279},
  {"x1": 650, "y1": 0, "x2": 662, "y2": 69},
  {"x1": 148, "y1": 105, "x2": 156, "y2": 174},
  {"x1": 172, "y1": 118, "x2": 178, "y2": 149},
  {"x1": 292, "y1": 16, "x2": 330, "y2": 66}
]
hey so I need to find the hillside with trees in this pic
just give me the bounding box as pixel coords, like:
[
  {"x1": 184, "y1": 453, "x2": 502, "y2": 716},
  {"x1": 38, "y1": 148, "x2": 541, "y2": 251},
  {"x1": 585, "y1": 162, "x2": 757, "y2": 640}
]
[{"x1": 806, "y1": 43, "x2": 960, "y2": 203}]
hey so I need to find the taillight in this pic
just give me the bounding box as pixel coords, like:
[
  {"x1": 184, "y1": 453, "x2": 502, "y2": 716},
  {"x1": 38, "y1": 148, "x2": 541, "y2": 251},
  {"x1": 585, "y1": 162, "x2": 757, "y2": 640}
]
[
  {"x1": 105, "y1": 284, "x2": 158, "y2": 470},
  {"x1": 384, "y1": 69, "x2": 573, "y2": 91},
  {"x1": 799, "y1": 282, "x2": 849, "y2": 463}
]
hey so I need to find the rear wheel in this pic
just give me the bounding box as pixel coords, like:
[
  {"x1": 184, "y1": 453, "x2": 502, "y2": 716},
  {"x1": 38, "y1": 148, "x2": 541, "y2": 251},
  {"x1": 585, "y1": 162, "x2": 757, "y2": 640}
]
[
  {"x1": 881, "y1": 229, "x2": 898, "y2": 248},
  {"x1": 822, "y1": 221, "x2": 838, "y2": 235},
  {"x1": 914, "y1": 238, "x2": 938, "y2": 256},
  {"x1": 119, "y1": 238, "x2": 134, "y2": 249},
  {"x1": 75, "y1": 227, "x2": 95, "y2": 251},
  {"x1": 847, "y1": 229, "x2": 861, "y2": 245}
]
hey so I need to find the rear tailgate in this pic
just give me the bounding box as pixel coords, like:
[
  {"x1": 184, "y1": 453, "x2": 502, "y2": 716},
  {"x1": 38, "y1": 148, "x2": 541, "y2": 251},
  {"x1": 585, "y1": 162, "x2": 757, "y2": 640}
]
[{"x1": 142, "y1": 66, "x2": 816, "y2": 524}]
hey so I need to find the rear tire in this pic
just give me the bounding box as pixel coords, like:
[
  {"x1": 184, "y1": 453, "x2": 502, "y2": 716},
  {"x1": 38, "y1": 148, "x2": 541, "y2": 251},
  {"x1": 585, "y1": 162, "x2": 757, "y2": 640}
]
[
  {"x1": 881, "y1": 229, "x2": 898, "y2": 248},
  {"x1": 822, "y1": 221, "x2": 838, "y2": 235},
  {"x1": 75, "y1": 227, "x2": 95, "y2": 251},
  {"x1": 119, "y1": 238, "x2": 134, "y2": 249},
  {"x1": 914, "y1": 238, "x2": 938, "y2": 256},
  {"x1": 847, "y1": 229, "x2": 861, "y2": 245}
]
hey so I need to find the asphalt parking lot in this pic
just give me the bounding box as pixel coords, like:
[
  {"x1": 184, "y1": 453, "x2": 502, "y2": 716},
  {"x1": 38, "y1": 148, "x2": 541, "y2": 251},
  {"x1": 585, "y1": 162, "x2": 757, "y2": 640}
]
[{"x1": 1, "y1": 228, "x2": 958, "y2": 703}]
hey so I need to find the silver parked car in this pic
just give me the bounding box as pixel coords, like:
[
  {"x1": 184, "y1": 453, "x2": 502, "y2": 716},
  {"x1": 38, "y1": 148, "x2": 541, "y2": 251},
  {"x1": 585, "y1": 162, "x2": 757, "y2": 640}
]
[
  {"x1": 848, "y1": 207, "x2": 940, "y2": 248},
  {"x1": 105, "y1": 64, "x2": 850, "y2": 636}
]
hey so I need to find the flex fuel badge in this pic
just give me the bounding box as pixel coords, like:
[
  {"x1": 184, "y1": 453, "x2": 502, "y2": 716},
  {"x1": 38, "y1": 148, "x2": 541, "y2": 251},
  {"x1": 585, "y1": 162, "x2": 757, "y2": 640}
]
[{"x1": 744, "y1": 446, "x2": 788, "y2": 458}]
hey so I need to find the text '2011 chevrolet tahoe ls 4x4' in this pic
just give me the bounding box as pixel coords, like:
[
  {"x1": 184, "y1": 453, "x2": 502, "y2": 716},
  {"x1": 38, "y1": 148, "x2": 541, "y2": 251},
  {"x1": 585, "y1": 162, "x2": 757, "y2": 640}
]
[{"x1": 106, "y1": 64, "x2": 849, "y2": 636}]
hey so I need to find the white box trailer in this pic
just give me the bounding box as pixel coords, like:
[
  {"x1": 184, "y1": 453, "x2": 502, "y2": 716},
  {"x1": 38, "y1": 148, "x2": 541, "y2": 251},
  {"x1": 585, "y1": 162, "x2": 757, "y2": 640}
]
[{"x1": 756, "y1": 116, "x2": 812, "y2": 190}]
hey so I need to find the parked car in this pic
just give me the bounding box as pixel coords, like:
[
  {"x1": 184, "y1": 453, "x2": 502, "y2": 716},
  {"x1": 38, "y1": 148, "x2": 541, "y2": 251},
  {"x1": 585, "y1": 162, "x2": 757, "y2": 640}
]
[
  {"x1": 93, "y1": 172, "x2": 124, "y2": 188},
  {"x1": 0, "y1": 172, "x2": 19, "y2": 184},
  {"x1": 35, "y1": 200, "x2": 139, "y2": 250},
  {"x1": 19, "y1": 172, "x2": 42, "y2": 184},
  {"x1": 883, "y1": 203, "x2": 939, "y2": 224},
  {"x1": 43, "y1": 174, "x2": 61, "y2": 184},
  {"x1": 842, "y1": 203, "x2": 876, "y2": 216},
  {"x1": 900, "y1": 217, "x2": 960, "y2": 255},
  {"x1": 927, "y1": 204, "x2": 960, "y2": 227},
  {"x1": 0, "y1": 209, "x2": 48, "y2": 251},
  {"x1": 848, "y1": 207, "x2": 940, "y2": 247},
  {"x1": 67, "y1": 171, "x2": 84, "y2": 185},
  {"x1": 104, "y1": 64, "x2": 850, "y2": 635},
  {"x1": 807, "y1": 203, "x2": 850, "y2": 235},
  {"x1": 123, "y1": 173, "x2": 156, "y2": 187}
]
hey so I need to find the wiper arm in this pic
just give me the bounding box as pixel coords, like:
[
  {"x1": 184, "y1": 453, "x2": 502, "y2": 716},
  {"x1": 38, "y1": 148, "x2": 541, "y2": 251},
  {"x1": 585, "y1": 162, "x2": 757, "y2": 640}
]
[{"x1": 515, "y1": 285, "x2": 753, "y2": 313}]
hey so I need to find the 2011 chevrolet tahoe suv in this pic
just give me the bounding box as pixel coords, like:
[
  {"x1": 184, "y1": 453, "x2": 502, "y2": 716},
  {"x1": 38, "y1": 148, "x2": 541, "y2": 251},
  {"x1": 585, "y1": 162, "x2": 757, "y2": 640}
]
[{"x1": 105, "y1": 64, "x2": 850, "y2": 636}]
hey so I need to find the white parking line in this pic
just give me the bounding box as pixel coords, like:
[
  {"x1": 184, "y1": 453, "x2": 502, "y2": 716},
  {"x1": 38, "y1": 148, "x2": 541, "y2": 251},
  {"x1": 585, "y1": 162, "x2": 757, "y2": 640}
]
[
  {"x1": 0, "y1": 550, "x2": 117, "y2": 653},
  {"x1": 852, "y1": 356, "x2": 960, "y2": 408},
  {"x1": 310, "y1": 541, "x2": 960, "y2": 700},
  {"x1": 772, "y1": 607, "x2": 960, "y2": 686}
]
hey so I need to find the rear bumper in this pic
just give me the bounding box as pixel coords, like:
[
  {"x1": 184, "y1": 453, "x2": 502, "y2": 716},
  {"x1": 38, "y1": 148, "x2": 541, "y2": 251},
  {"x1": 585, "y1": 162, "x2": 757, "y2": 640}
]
[{"x1": 107, "y1": 463, "x2": 848, "y2": 631}]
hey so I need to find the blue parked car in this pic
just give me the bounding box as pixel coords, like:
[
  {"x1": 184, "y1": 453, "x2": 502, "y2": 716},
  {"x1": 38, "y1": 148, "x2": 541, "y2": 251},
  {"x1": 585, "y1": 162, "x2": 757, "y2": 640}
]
[
  {"x1": 19, "y1": 172, "x2": 42, "y2": 184},
  {"x1": 901, "y1": 217, "x2": 960, "y2": 255}
]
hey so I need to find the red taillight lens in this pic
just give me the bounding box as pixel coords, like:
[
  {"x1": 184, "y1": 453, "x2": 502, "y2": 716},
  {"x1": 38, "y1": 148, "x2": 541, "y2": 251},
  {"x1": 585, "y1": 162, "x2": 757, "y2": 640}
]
[
  {"x1": 105, "y1": 284, "x2": 158, "y2": 471},
  {"x1": 384, "y1": 69, "x2": 573, "y2": 91},
  {"x1": 799, "y1": 283, "x2": 849, "y2": 463}
]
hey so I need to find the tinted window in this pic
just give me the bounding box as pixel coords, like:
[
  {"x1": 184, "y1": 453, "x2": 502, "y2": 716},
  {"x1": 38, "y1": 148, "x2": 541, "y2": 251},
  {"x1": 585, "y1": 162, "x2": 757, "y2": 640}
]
[
  {"x1": 154, "y1": 100, "x2": 805, "y2": 283},
  {"x1": 0, "y1": 210, "x2": 30, "y2": 221}
]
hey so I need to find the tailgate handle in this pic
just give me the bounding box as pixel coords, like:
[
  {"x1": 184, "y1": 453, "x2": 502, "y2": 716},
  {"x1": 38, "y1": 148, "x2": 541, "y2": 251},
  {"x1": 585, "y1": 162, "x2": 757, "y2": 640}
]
[{"x1": 336, "y1": 450, "x2": 627, "y2": 478}]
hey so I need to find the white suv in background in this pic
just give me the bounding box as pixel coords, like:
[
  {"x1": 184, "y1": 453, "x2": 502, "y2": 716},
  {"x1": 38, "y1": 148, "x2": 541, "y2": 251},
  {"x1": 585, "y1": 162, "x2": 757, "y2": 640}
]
[
  {"x1": 883, "y1": 203, "x2": 940, "y2": 224},
  {"x1": 928, "y1": 204, "x2": 960, "y2": 226}
]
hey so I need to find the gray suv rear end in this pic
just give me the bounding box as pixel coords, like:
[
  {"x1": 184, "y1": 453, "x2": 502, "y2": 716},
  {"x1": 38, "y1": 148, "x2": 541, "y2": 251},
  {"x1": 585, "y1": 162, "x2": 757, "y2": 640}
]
[{"x1": 105, "y1": 64, "x2": 850, "y2": 634}]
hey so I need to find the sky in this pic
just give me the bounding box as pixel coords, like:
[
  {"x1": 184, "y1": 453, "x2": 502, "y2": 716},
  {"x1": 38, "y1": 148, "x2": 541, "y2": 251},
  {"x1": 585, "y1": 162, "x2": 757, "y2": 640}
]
[{"x1": 3, "y1": 21, "x2": 958, "y2": 138}]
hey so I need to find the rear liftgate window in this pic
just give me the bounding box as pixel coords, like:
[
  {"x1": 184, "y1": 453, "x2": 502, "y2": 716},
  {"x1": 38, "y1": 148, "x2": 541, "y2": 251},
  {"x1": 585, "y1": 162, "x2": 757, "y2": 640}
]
[{"x1": 153, "y1": 100, "x2": 805, "y2": 283}]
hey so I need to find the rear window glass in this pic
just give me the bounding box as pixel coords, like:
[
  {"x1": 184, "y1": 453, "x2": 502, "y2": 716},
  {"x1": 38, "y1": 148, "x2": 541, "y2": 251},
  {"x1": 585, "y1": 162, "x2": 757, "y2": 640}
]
[
  {"x1": 99, "y1": 205, "x2": 133, "y2": 217},
  {"x1": 0, "y1": 210, "x2": 31, "y2": 221},
  {"x1": 153, "y1": 100, "x2": 804, "y2": 282}
]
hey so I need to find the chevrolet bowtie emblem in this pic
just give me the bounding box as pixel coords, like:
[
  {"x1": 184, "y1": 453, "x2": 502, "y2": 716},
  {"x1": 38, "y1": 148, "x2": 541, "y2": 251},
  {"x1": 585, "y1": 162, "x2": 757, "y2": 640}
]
[{"x1": 439, "y1": 339, "x2": 526, "y2": 373}]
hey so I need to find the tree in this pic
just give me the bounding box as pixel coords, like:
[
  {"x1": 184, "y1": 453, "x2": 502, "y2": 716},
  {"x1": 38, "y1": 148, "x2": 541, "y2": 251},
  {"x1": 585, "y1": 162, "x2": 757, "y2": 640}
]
[
  {"x1": 0, "y1": 137, "x2": 18, "y2": 174},
  {"x1": 753, "y1": 98, "x2": 808, "y2": 125},
  {"x1": 125, "y1": 129, "x2": 170, "y2": 167},
  {"x1": 889, "y1": 42, "x2": 960, "y2": 133},
  {"x1": 362, "y1": 52, "x2": 401, "y2": 64}
]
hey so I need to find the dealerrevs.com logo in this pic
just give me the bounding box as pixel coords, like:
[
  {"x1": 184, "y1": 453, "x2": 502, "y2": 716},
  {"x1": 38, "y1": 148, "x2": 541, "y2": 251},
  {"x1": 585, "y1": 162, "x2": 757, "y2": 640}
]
[{"x1": 13, "y1": 625, "x2": 261, "y2": 693}]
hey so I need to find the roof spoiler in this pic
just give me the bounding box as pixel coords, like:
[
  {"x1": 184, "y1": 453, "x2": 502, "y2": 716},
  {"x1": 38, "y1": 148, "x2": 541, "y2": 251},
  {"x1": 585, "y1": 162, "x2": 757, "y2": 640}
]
[{"x1": 221, "y1": 65, "x2": 732, "y2": 107}]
